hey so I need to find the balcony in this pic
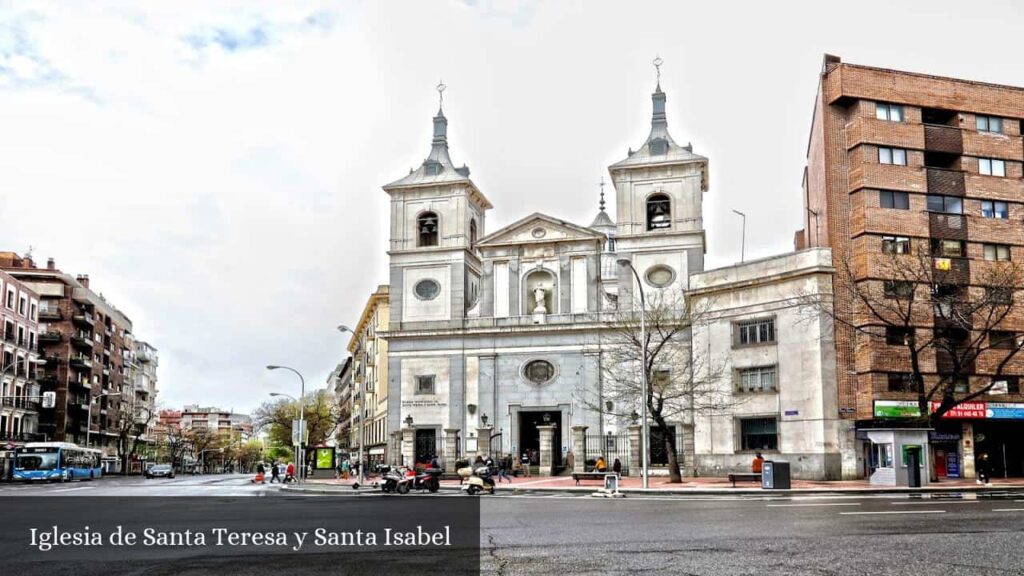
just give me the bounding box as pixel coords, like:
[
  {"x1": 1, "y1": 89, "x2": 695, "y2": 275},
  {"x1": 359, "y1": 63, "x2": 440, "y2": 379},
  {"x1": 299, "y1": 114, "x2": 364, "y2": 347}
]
[
  {"x1": 928, "y1": 212, "x2": 968, "y2": 240},
  {"x1": 71, "y1": 334, "x2": 93, "y2": 350},
  {"x1": 924, "y1": 124, "x2": 963, "y2": 155},
  {"x1": 72, "y1": 312, "x2": 94, "y2": 327},
  {"x1": 69, "y1": 355, "x2": 93, "y2": 371},
  {"x1": 1, "y1": 397, "x2": 39, "y2": 410},
  {"x1": 38, "y1": 331, "x2": 62, "y2": 344},
  {"x1": 926, "y1": 168, "x2": 966, "y2": 196},
  {"x1": 38, "y1": 308, "x2": 62, "y2": 321},
  {"x1": 69, "y1": 377, "x2": 91, "y2": 390},
  {"x1": 0, "y1": 432, "x2": 45, "y2": 443}
]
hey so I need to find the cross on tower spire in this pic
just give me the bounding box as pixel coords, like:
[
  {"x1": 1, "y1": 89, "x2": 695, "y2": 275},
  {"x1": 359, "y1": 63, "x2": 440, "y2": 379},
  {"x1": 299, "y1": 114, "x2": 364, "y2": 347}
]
[
  {"x1": 598, "y1": 176, "x2": 607, "y2": 212},
  {"x1": 653, "y1": 55, "x2": 663, "y2": 90},
  {"x1": 436, "y1": 80, "x2": 447, "y2": 113}
]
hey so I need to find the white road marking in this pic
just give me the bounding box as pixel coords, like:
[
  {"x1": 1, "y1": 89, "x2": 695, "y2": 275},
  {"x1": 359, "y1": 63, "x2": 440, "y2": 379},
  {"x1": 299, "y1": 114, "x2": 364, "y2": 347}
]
[
  {"x1": 892, "y1": 500, "x2": 979, "y2": 505},
  {"x1": 840, "y1": 510, "x2": 945, "y2": 515},
  {"x1": 51, "y1": 486, "x2": 91, "y2": 493},
  {"x1": 766, "y1": 503, "x2": 861, "y2": 507},
  {"x1": 992, "y1": 508, "x2": 1024, "y2": 512}
]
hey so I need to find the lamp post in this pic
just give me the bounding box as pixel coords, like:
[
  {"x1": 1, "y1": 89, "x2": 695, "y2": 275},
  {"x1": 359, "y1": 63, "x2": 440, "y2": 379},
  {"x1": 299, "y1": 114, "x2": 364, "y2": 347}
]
[
  {"x1": 732, "y1": 209, "x2": 746, "y2": 263},
  {"x1": 267, "y1": 365, "x2": 306, "y2": 481},
  {"x1": 86, "y1": 391, "x2": 121, "y2": 449},
  {"x1": 616, "y1": 258, "x2": 649, "y2": 489}
]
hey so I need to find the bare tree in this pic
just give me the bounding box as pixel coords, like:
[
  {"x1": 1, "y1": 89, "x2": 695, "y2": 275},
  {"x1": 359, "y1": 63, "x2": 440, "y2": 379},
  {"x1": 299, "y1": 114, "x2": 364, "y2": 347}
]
[
  {"x1": 578, "y1": 292, "x2": 731, "y2": 483},
  {"x1": 801, "y1": 244, "x2": 1024, "y2": 426},
  {"x1": 115, "y1": 394, "x2": 156, "y2": 473}
]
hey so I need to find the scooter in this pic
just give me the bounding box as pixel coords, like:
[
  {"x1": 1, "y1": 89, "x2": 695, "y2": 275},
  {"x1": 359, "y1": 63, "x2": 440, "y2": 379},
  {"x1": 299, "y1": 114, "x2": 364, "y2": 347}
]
[
  {"x1": 413, "y1": 467, "x2": 442, "y2": 493},
  {"x1": 380, "y1": 466, "x2": 406, "y2": 493},
  {"x1": 460, "y1": 465, "x2": 495, "y2": 496}
]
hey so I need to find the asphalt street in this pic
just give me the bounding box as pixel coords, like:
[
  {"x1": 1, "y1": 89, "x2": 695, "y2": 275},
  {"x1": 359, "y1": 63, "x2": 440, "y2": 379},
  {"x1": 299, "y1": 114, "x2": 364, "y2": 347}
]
[{"x1": 2, "y1": 475, "x2": 1023, "y2": 575}]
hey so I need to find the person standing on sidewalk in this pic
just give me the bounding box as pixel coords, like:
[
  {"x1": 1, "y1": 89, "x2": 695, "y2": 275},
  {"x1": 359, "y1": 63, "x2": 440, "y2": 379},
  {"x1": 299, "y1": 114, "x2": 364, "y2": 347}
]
[
  {"x1": 752, "y1": 452, "x2": 765, "y2": 474},
  {"x1": 976, "y1": 453, "x2": 992, "y2": 486}
]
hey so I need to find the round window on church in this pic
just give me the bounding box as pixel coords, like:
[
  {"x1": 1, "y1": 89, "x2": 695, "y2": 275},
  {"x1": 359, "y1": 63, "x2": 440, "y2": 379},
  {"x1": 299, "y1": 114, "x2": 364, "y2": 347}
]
[
  {"x1": 523, "y1": 360, "x2": 555, "y2": 385},
  {"x1": 644, "y1": 265, "x2": 675, "y2": 288},
  {"x1": 414, "y1": 279, "x2": 441, "y2": 301}
]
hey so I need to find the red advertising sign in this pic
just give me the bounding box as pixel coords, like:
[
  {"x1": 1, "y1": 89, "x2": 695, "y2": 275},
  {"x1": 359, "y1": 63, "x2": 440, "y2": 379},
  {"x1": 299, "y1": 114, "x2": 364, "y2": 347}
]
[{"x1": 930, "y1": 401, "x2": 986, "y2": 419}]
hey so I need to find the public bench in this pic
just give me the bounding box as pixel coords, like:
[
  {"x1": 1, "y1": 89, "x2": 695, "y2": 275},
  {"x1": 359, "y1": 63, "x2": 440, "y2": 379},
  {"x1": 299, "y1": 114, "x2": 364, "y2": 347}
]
[
  {"x1": 572, "y1": 471, "x2": 607, "y2": 486},
  {"x1": 727, "y1": 472, "x2": 762, "y2": 487}
]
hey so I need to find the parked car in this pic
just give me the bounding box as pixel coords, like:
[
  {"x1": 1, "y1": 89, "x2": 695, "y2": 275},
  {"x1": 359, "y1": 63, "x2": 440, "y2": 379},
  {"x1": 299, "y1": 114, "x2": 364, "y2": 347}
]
[{"x1": 145, "y1": 464, "x2": 175, "y2": 479}]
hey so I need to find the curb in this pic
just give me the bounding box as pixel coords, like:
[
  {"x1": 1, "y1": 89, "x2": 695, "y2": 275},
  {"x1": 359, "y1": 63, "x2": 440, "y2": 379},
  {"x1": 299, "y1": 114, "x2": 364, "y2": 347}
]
[{"x1": 280, "y1": 483, "x2": 1024, "y2": 497}]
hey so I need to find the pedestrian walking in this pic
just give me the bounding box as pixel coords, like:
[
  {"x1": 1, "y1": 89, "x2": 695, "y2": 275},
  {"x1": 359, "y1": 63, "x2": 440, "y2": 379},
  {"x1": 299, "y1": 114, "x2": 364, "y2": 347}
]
[
  {"x1": 341, "y1": 459, "x2": 351, "y2": 480},
  {"x1": 612, "y1": 458, "x2": 622, "y2": 475},
  {"x1": 269, "y1": 461, "x2": 280, "y2": 484},
  {"x1": 520, "y1": 452, "x2": 531, "y2": 477},
  {"x1": 496, "y1": 455, "x2": 511, "y2": 483}
]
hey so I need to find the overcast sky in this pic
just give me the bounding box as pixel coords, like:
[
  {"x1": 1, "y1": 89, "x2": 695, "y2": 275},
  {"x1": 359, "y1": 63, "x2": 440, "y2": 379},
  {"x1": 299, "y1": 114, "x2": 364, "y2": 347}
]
[{"x1": 2, "y1": 0, "x2": 1022, "y2": 414}]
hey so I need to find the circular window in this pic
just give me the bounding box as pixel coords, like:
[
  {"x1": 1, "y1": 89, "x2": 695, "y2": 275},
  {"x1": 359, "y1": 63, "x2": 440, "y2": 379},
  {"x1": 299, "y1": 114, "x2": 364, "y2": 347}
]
[
  {"x1": 644, "y1": 265, "x2": 675, "y2": 288},
  {"x1": 414, "y1": 279, "x2": 441, "y2": 300},
  {"x1": 531, "y1": 227, "x2": 547, "y2": 239},
  {"x1": 523, "y1": 360, "x2": 555, "y2": 385}
]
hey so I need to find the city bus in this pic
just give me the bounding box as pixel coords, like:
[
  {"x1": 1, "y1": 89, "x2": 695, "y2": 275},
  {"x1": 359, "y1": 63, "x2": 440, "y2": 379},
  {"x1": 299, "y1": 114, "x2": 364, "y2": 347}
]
[{"x1": 12, "y1": 442, "x2": 104, "y2": 482}]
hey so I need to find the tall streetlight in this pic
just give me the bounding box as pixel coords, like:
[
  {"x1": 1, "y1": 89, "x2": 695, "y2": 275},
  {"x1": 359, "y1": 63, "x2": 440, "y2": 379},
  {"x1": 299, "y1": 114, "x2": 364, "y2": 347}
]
[
  {"x1": 732, "y1": 209, "x2": 746, "y2": 263},
  {"x1": 266, "y1": 365, "x2": 305, "y2": 481},
  {"x1": 86, "y1": 391, "x2": 121, "y2": 448},
  {"x1": 338, "y1": 324, "x2": 368, "y2": 481},
  {"x1": 616, "y1": 258, "x2": 649, "y2": 489}
]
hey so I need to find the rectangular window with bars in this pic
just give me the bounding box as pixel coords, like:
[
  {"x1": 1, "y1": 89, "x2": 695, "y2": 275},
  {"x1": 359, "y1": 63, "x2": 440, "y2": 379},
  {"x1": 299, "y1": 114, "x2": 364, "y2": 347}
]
[
  {"x1": 415, "y1": 375, "x2": 435, "y2": 395},
  {"x1": 735, "y1": 318, "x2": 776, "y2": 347},
  {"x1": 736, "y1": 365, "x2": 777, "y2": 393},
  {"x1": 739, "y1": 417, "x2": 778, "y2": 451}
]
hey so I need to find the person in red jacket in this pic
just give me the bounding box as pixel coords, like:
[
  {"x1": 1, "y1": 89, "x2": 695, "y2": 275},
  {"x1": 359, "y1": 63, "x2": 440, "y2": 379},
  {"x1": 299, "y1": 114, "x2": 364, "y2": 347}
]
[
  {"x1": 285, "y1": 462, "x2": 296, "y2": 483},
  {"x1": 752, "y1": 452, "x2": 765, "y2": 474}
]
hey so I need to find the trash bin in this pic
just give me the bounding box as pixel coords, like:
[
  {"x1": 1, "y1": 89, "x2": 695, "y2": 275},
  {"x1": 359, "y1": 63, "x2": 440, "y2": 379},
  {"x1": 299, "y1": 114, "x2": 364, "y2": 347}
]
[{"x1": 761, "y1": 460, "x2": 791, "y2": 489}]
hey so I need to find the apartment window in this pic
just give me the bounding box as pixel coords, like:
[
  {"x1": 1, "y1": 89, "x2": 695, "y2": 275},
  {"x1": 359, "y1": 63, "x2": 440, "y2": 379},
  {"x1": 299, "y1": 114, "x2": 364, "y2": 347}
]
[
  {"x1": 977, "y1": 115, "x2": 1004, "y2": 134},
  {"x1": 930, "y1": 239, "x2": 965, "y2": 258},
  {"x1": 953, "y1": 377, "x2": 969, "y2": 394},
  {"x1": 18, "y1": 297, "x2": 26, "y2": 316},
  {"x1": 886, "y1": 327, "x2": 912, "y2": 346},
  {"x1": 887, "y1": 372, "x2": 915, "y2": 392},
  {"x1": 876, "y1": 103, "x2": 904, "y2": 122},
  {"x1": 415, "y1": 375, "x2": 435, "y2": 395},
  {"x1": 990, "y1": 331, "x2": 1018, "y2": 351},
  {"x1": 879, "y1": 190, "x2": 910, "y2": 210},
  {"x1": 884, "y1": 280, "x2": 914, "y2": 299},
  {"x1": 739, "y1": 417, "x2": 778, "y2": 451},
  {"x1": 979, "y1": 158, "x2": 1006, "y2": 177},
  {"x1": 5, "y1": 289, "x2": 13, "y2": 309},
  {"x1": 981, "y1": 200, "x2": 1009, "y2": 219},
  {"x1": 29, "y1": 303, "x2": 36, "y2": 321},
  {"x1": 983, "y1": 244, "x2": 1011, "y2": 262},
  {"x1": 926, "y1": 194, "x2": 963, "y2": 214},
  {"x1": 736, "y1": 318, "x2": 776, "y2": 346},
  {"x1": 987, "y1": 286, "x2": 1013, "y2": 304},
  {"x1": 882, "y1": 236, "x2": 911, "y2": 255},
  {"x1": 994, "y1": 376, "x2": 1021, "y2": 394},
  {"x1": 737, "y1": 366, "x2": 777, "y2": 393},
  {"x1": 878, "y1": 147, "x2": 908, "y2": 166}
]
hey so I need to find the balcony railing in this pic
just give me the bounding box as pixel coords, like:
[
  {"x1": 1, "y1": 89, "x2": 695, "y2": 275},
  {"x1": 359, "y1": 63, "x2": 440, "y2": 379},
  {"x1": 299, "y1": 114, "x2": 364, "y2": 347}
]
[
  {"x1": 72, "y1": 312, "x2": 94, "y2": 326},
  {"x1": 926, "y1": 168, "x2": 966, "y2": 196},
  {"x1": 924, "y1": 124, "x2": 963, "y2": 155},
  {"x1": 38, "y1": 308, "x2": 62, "y2": 320},
  {"x1": 0, "y1": 432, "x2": 45, "y2": 442},
  {"x1": 71, "y1": 334, "x2": 93, "y2": 350},
  {"x1": 38, "y1": 331, "x2": 62, "y2": 344},
  {"x1": 1, "y1": 397, "x2": 39, "y2": 410},
  {"x1": 69, "y1": 355, "x2": 93, "y2": 370}
]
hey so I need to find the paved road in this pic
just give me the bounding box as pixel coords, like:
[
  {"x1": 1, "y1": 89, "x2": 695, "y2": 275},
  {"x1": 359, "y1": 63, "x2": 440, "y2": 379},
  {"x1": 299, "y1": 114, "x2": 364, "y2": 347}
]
[{"x1": 3, "y1": 476, "x2": 1023, "y2": 574}]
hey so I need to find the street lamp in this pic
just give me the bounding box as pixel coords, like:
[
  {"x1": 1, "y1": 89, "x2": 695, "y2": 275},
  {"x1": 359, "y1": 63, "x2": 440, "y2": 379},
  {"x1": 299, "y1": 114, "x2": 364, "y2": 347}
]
[
  {"x1": 616, "y1": 257, "x2": 650, "y2": 489},
  {"x1": 267, "y1": 365, "x2": 306, "y2": 481},
  {"x1": 480, "y1": 413, "x2": 488, "y2": 427},
  {"x1": 732, "y1": 209, "x2": 746, "y2": 263},
  {"x1": 86, "y1": 391, "x2": 121, "y2": 449}
]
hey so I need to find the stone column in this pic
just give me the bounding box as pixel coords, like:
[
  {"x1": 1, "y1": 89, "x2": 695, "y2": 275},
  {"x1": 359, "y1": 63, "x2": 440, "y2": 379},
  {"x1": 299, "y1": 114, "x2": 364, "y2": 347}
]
[
  {"x1": 628, "y1": 424, "x2": 641, "y2": 478},
  {"x1": 401, "y1": 427, "x2": 414, "y2": 467},
  {"x1": 537, "y1": 424, "x2": 557, "y2": 476},
  {"x1": 390, "y1": 431, "x2": 402, "y2": 466},
  {"x1": 961, "y1": 422, "x2": 976, "y2": 479},
  {"x1": 477, "y1": 426, "x2": 493, "y2": 458},
  {"x1": 571, "y1": 425, "x2": 588, "y2": 474},
  {"x1": 680, "y1": 423, "x2": 696, "y2": 477},
  {"x1": 443, "y1": 428, "x2": 460, "y2": 472}
]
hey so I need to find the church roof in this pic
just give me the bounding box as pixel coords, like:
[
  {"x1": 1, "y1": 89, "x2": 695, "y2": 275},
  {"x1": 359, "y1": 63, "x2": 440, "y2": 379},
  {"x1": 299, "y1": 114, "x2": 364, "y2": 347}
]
[
  {"x1": 476, "y1": 212, "x2": 605, "y2": 248},
  {"x1": 609, "y1": 83, "x2": 708, "y2": 170},
  {"x1": 383, "y1": 108, "x2": 477, "y2": 190},
  {"x1": 589, "y1": 210, "x2": 615, "y2": 229}
]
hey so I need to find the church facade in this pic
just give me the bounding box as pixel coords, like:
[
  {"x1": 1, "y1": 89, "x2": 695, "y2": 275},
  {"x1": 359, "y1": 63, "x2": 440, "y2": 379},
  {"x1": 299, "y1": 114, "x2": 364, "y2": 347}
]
[{"x1": 375, "y1": 73, "x2": 847, "y2": 479}]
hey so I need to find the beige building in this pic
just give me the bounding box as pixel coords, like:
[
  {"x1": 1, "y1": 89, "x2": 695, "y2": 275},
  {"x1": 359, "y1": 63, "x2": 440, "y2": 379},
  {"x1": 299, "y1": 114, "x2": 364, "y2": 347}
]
[{"x1": 346, "y1": 285, "x2": 390, "y2": 467}]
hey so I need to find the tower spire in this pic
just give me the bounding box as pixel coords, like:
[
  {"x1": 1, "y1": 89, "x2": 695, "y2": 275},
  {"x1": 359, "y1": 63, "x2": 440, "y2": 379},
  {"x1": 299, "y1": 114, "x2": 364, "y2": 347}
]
[
  {"x1": 651, "y1": 56, "x2": 668, "y2": 134},
  {"x1": 598, "y1": 177, "x2": 607, "y2": 212}
]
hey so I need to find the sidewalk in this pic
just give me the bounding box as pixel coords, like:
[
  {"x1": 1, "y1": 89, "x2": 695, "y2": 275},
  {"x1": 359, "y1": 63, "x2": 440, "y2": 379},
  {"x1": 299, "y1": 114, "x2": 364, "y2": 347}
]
[{"x1": 287, "y1": 473, "x2": 1024, "y2": 496}]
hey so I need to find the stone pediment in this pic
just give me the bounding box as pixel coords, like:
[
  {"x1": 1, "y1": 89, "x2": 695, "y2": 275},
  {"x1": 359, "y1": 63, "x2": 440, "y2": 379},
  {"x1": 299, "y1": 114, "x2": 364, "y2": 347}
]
[{"x1": 475, "y1": 213, "x2": 605, "y2": 248}]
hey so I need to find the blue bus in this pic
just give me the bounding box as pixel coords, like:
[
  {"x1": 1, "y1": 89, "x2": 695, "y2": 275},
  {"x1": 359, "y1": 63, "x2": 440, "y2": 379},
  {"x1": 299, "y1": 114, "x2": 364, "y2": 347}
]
[{"x1": 12, "y1": 442, "x2": 104, "y2": 482}]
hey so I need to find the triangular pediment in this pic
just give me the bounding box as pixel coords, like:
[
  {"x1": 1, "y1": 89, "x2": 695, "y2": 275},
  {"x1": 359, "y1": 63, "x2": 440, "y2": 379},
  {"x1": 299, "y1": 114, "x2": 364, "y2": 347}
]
[{"x1": 476, "y1": 213, "x2": 605, "y2": 247}]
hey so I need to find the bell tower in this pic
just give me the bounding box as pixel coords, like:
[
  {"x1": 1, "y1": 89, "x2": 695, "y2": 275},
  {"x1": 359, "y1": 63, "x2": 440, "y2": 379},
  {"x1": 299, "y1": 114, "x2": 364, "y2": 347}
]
[
  {"x1": 383, "y1": 84, "x2": 492, "y2": 326},
  {"x1": 608, "y1": 59, "x2": 709, "y2": 296}
]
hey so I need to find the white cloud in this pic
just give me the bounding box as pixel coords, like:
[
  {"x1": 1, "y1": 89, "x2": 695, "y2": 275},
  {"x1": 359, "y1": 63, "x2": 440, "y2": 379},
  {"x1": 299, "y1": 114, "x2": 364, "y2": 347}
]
[{"x1": 2, "y1": 0, "x2": 1022, "y2": 413}]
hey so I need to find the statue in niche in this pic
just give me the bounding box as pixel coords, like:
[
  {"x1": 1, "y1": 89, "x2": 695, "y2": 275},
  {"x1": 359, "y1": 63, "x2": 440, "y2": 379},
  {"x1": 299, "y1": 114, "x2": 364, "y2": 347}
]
[{"x1": 533, "y1": 286, "x2": 547, "y2": 313}]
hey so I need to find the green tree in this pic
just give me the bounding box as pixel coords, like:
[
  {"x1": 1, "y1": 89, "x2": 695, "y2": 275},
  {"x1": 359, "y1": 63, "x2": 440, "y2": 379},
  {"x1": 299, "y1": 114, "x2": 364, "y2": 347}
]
[{"x1": 254, "y1": 389, "x2": 339, "y2": 449}]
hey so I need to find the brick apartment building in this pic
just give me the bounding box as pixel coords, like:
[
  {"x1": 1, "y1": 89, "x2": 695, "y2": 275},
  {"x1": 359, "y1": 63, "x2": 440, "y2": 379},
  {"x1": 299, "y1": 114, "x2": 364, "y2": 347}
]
[
  {"x1": 0, "y1": 252, "x2": 135, "y2": 466},
  {"x1": 0, "y1": 269, "x2": 43, "y2": 446},
  {"x1": 797, "y1": 55, "x2": 1024, "y2": 480}
]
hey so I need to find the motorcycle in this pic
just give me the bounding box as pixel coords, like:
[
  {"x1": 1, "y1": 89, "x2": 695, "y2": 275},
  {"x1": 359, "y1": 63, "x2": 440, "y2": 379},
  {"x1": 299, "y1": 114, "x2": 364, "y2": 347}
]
[
  {"x1": 380, "y1": 465, "x2": 407, "y2": 494},
  {"x1": 460, "y1": 465, "x2": 495, "y2": 496},
  {"x1": 413, "y1": 467, "x2": 442, "y2": 493}
]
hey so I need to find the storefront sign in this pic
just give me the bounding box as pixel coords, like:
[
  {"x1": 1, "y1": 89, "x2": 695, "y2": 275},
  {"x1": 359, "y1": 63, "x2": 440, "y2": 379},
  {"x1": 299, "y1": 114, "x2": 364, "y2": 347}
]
[
  {"x1": 930, "y1": 401, "x2": 986, "y2": 419},
  {"x1": 945, "y1": 452, "x2": 960, "y2": 478},
  {"x1": 987, "y1": 403, "x2": 1024, "y2": 420},
  {"x1": 873, "y1": 400, "x2": 920, "y2": 418}
]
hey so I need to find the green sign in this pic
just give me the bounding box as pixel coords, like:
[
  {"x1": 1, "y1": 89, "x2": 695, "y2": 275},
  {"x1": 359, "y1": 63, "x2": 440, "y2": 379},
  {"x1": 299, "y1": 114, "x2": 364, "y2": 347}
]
[
  {"x1": 873, "y1": 400, "x2": 921, "y2": 418},
  {"x1": 315, "y1": 448, "x2": 334, "y2": 470}
]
